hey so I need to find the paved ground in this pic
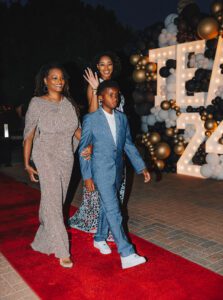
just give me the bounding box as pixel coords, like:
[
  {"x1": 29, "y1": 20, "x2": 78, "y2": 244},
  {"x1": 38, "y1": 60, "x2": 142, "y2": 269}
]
[{"x1": 0, "y1": 162, "x2": 223, "y2": 299}]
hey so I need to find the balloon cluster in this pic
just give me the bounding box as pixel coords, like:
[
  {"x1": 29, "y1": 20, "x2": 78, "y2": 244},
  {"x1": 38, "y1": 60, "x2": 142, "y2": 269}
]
[
  {"x1": 185, "y1": 39, "x2": 217, "y2": 94},
  {"x1": 141, "y1": 99, "x2": 180, "y2": 132},
  {"x1": 185, "y1": 69, "x2": 211, "y2": 94},
  {"x1": 158, "y1": 14, "x2": 178, "y2": 47},
  {"x1": 130, "y1": 0, "x2": 223, "y2": 175},
  {"x1": 192, "y1": 143, "x2": 206, "y2": 165},
  {"x1": 129, "y1": 23, "x2": 165, "y2": 116},
  {"x1": 141, "y1": 99, "x2": 186, "y2": 171},
  {"x1": 159, "y1": 59, "x2": 177, "y2": 100},
  {"x1": 201, "y1": 153, "x2": 223, "y2": 179}
]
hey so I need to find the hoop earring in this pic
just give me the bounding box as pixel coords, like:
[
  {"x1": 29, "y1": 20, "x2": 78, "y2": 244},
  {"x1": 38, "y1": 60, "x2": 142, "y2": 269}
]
[{"x1": 43, "y1": 85, "x2": 48, "y2": 93}]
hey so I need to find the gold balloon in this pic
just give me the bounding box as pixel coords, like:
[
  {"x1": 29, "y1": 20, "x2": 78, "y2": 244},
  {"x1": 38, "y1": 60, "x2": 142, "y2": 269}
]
[
  {"x1": 132, "y1": 69, "x2": 146, "y2": 83},
  {"x1": 155, "y1": 142, "x2": 171, "y2": 160},
  {"x1": 155, "y1": 159, "x2": 165, "y2": 170},
  {"x1": 165, "y1": 127, "x2": 174, "y2": 137},
  {"x1": 146, "y1": 141, "x2": 152, "y2": 147},
  {"x1": 204, "y1": 119, "x2": 217, "y2": 130},
  {"x1": 174, "y1": 144, "x2": 185, "y2": 155},
  {"x1": 149, "y1": 132, "x2": 161, "y2": 144},
  {"x1": 201, "y1": 115, "x2": 207, "y2": 121},
  {"x1": 197, "y1": 17, "x2": 219, "y2": 40},
  {"x1": 140, "y1": 56, "x2": 150, "y2": 66},
  {"x1": 217, "y1": 14, "x2": 223, "y2": 22},
  {"x1": 176, "y1": 111, "x2": 181, "y2": 116},
  {"x1": 130, "y1": 54, "x2": 140, "y2": 65},
  {"x1": 147, "y1": 62, "x2": 157, "y2": 72},
  {"x1": 205, "y1": 130, "x2": 212, "y2": 137},
  {"x1": 211, "y1": 1, "x2": 223, "y2": 15},
  {"x1": 218, "y1": 137, "x2": 223, "y2": 144},
  {"x1": 207, "y1": 113, "x2": 213, "y2": 119},
  {"x1": 174, "y1": 139, "x2": 179, "y2": 144},
  {"x1": 151, "y1": 74, "x2": 157, "y2": 81},
  {"x1": 161, "y1": 100, "x2": 171, "y2": 110},
  {"x1": 174, "y1": 106, "x2": 180, "y2": 111}
]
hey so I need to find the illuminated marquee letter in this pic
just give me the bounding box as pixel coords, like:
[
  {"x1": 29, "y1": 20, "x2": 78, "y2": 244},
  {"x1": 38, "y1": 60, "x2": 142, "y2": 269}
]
[
  {"x1": 206, "y1": 36, "x2": 223, "y2": 106},
  {"x1": 149, "y1": 45, "x2": 176, "y2": 106},
  {"x1": 206, "y1": 121, "x2": 223, "y2": 154},
  {"x1": 177, "y1": 113, "x2": 205, "y2": 178},
  {"x1": 176, "y1": 40, "x2": 206, "y2": 108}
]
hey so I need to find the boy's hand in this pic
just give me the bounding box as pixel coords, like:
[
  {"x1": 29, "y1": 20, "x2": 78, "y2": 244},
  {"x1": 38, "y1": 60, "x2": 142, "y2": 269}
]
[
  {"x1": 81, "y1": 144, "x2": 93, "y2": 161},
  {"x1": 142, "y1": 168, "x2": 151, "y2": 183},
  {"x1": 84, "y1": 178, "x2": 95, "y2": 192}
]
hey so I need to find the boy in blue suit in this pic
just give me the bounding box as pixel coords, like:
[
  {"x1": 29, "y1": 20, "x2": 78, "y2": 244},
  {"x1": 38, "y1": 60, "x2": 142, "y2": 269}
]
[{"x1": 79, "y1": 80, "x2": 151, "y2": 269}]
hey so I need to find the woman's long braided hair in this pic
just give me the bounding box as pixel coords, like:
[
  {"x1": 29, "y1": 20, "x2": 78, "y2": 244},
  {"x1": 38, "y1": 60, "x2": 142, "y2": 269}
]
[{"x1": 34, "y1": 62, "x2": 80, "y2": 117}]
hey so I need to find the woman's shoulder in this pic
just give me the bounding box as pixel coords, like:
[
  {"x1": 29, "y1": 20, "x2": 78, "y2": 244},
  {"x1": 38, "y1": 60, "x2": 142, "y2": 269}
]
[{"x1": 28, "y1": 96, "x2": 43, "y2": 109}]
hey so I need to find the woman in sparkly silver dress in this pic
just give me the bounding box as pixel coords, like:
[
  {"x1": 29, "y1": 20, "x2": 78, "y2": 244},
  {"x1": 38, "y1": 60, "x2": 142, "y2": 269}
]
[
  {"x1": 69, "y1": 52, "x2": 126, "y2": 238},
  {"x1": 24, "y1": 63, "x2": 81, "y2": 268}
]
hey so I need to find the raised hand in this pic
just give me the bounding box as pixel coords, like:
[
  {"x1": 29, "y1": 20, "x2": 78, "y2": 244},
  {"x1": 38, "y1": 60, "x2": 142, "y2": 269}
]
[{"x1": 83, "y1": 68, "x2": 99, "y2": 90}]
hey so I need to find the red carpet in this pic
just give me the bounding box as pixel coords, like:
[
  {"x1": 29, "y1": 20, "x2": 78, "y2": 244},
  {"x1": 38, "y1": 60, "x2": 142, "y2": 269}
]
[{"x1": 0, "y1": 174, "x2": 223, "y2": 300}]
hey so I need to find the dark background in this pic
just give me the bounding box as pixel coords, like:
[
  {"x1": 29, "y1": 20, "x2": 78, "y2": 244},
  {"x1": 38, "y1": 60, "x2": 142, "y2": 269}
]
[
  {"x1": 0, "y1": 0, "x2": 215, "y2": 109},
  {"x1": 83, "y1": 0, "x2": 213, "y2": 29}
]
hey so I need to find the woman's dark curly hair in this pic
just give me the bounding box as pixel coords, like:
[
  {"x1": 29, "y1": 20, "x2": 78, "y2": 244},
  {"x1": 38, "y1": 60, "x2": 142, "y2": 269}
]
[
  {"x1": 34, "y1": 62, "x2": 79, "y2": 116},
  {"x1": 91, "y1": 51, "x2": 122, "y2": 79}
]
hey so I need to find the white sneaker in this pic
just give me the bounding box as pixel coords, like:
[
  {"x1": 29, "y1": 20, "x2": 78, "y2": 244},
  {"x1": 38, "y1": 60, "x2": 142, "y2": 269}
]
[
  {"x1": 94, "y1": 241, "x2": 112, "y2": 255},
  {"x1": 121, "y1": 253, "x2": 147, "y2": 269}
]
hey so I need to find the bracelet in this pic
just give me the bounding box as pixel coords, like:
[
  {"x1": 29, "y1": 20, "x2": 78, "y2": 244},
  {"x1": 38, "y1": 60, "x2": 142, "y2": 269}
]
[{"x1": 92, "y1": 88, "x2": 97, "y2": 95}]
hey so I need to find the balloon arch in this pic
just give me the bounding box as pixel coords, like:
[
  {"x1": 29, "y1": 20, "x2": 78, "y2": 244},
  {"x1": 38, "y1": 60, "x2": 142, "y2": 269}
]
[{"x1": 130, "y1": 0, "x2": 223, "y2": 179}]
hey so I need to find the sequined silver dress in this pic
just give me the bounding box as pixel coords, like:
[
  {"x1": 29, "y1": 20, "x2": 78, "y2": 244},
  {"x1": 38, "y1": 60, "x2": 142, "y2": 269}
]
[{"x1": 24, "y1": 96, "x2": 79, "y2": 258}]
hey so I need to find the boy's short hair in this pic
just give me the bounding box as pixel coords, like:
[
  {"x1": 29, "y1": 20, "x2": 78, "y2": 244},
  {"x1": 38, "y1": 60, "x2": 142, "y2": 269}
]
[{"x1": 97, "y1": 80, "x2": 120, "y2": 96}]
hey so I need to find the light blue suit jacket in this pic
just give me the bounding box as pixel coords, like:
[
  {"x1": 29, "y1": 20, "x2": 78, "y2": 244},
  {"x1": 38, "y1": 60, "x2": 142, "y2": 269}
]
[{"x1": 79, "y1": 107, "x2": 146, "y2": 189}]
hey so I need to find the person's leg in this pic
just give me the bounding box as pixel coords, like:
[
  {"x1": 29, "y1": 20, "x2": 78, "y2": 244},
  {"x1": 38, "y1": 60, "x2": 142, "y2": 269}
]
[
  {"x1": 97, "y1": 184, "x2": 134, "y2": 257},
  {"x1": 31, "y1": 155, "x2": 70, "y2": 259}
]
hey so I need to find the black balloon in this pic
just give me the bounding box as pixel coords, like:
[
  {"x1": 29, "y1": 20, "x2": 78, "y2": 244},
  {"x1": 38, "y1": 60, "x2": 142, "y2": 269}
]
[
  {"x1": 206, "y1": 105, "x2": 215, "y2": 114},
  {"x1": 206, "y1": 38, "x2": 218, "y2": 50},
  {"x1": 204, "y1": 49, "x2": 215, "y2": 59},
  {"x1": 200, "y1": 81, "x2": 209, "y2": 92},
  {"x1": 185, "y1": 80, "x2": 196, "y2": 93},
  {"x1": 181, "y1": 3, "x2": 200, "y2": 27},
  {"x1": 166, "y1": 59, "x2": 176, "y2": 69},
  {"x1": 218, "y1": 99, "x2": 223, "y2": 111},
  {"x1": 159, "y1": 67, "x2": 170, "y2": 78},
  {"x1": 186, "y1": 106, "x2": 193, "y2": 112}
]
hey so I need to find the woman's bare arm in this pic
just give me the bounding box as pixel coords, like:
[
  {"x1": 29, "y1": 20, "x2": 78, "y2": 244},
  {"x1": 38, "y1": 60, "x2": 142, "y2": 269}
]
[
  {"x1": 23, "y1": 129, "x2": 39, "y2": 182},
  {"x1": 74, "y1": 127, "x2": 81, "y2": 140},
  {"x1": 86, "y1": 84, "x2": 98, "y2": 113}
]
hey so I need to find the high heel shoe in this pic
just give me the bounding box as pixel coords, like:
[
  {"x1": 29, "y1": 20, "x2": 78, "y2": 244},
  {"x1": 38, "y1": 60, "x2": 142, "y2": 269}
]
[{"x1": 59, "y1": 258, "x2": 73, "y2": 268}]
